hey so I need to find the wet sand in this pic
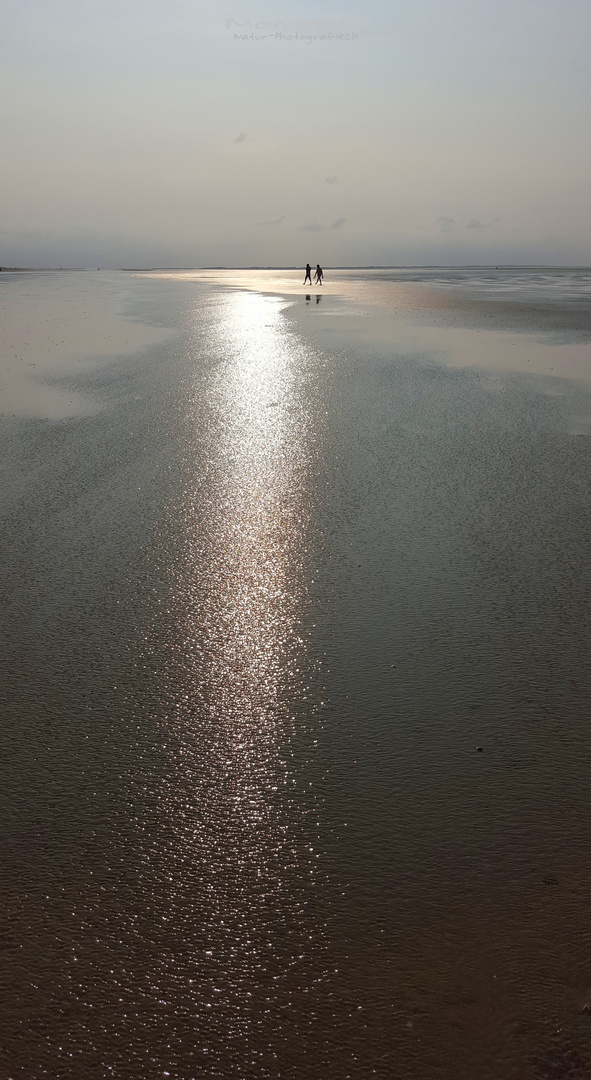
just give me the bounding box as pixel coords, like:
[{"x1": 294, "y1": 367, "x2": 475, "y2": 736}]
[
  {"x1": 1, "y1": 268, "x2": 591, "y2": 1079},
  {"x1": 146, "y1": 266, "x2": 591, "y2": 379},
  {"x1": 0, "y1": 271, "x2": 171, "y2": 418}
]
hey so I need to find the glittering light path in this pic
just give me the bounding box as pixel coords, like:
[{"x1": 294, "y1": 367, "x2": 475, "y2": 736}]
[{"x1": 139, "y1": 288, "x2": 325, "y2": 1074}]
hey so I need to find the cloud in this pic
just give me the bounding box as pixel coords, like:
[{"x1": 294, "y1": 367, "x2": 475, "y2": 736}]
[
  {"x1": 300, "y1": 217, "x2": 345, "y2": 231},
  {"x1": 325, "y1": 175, "x2": 338, "y2": 184},
  {"x1": 436, "y1": 214, "x2": 495, "y2": 232},
  {"x1": 234, "y1": 132, "x2": 247, "y2": 143},
  {"x1": 256, "y1": 216, "x2": 285, "y2": 227}
]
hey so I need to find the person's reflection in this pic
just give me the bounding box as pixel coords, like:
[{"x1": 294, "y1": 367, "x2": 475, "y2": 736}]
[
  {"x1": 305, "y1": 294, "x2": 311, "y2": 303},
  {"x1": 316, "y1": 295, "x2": 321, "y2": 304}
]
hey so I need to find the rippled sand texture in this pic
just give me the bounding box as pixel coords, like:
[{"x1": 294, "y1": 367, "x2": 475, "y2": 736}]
[{"x1": 1, "y1": 268, "x2": 591, "y2": 1079}]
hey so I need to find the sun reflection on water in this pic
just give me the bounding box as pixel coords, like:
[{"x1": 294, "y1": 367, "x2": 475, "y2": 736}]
[{"x1": 147, "y1": 288, "x2": 324, "y2": 1066}]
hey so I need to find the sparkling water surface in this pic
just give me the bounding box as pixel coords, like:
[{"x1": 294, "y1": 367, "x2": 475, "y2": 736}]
[{"x1": 2, "y1": 269, "x2": 591, "y2": 1079}]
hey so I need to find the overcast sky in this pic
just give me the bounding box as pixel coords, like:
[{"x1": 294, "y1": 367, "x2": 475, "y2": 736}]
[{"x1": 1, "y1": 0, "x2": 590, "y2": 267}]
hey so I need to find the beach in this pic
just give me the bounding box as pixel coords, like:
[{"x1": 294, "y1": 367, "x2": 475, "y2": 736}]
[{"x1": 2, "y1": 267, "x2": 591, "y2": 1079}]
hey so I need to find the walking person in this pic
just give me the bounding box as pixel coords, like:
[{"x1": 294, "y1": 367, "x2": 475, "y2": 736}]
[
  {"x1": 314, "y1": 263, "x2": 323, "y2": 284},
  {"x1": 303, "y1": 263, "x2": 312, "y2": 285}
]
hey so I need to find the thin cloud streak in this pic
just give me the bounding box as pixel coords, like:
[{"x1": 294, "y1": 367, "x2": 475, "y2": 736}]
[
  {"x1": 436, "y1": 216, "x2": 456, "y2": 231},
  {"x1": 300, "y1": 218, "x2": 345, "y2": 232}
]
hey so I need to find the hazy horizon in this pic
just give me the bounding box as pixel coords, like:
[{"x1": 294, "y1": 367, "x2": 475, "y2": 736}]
[
  {"x1": 2, "y1": 0, "x2": 590, "y2": 269},
  {"x1": 4, "y1": 264, "x2": 591, "y2": 272}
]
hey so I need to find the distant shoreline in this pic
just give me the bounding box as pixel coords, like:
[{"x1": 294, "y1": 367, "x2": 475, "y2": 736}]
[{"x1": 2, "y1": 264, "x2": 591, "y2": 273}]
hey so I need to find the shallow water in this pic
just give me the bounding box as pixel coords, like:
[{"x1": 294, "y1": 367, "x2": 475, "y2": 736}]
[{"x1": 2, "y1": 269, "x2": 591, "y2": 1079}]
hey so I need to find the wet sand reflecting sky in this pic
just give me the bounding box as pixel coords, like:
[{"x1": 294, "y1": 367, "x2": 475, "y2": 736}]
[{"x1": 1, "y1": 268, "x2": 591, "y2": 1079}]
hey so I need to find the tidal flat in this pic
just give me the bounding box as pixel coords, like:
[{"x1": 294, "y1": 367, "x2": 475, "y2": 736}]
[{"x1": 1, "y1": 266, "x2": 591, "y2": 1080}]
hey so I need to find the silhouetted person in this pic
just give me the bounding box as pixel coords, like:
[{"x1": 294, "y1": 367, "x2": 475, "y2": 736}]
[
  {"x1": 314, "y1": 264, "x2": 323, "y2": 284},
  {"x1": 303, "y1": 263, "x2": 312, "y2": 284}
]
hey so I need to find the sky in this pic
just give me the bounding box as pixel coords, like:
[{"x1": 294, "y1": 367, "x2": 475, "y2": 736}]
[{"x1": 1, "y1": 0, "x2": 590, "y2": 267}]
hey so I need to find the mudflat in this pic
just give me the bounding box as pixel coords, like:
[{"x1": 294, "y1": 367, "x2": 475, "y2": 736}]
[{"x1": 1, "y1": 267, "x2": 591, "y2": 1080}]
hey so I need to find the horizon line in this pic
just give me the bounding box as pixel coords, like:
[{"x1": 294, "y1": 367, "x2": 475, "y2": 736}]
[{"x1": 3, "y1": 264, "x2": 591, "y2": 273}]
